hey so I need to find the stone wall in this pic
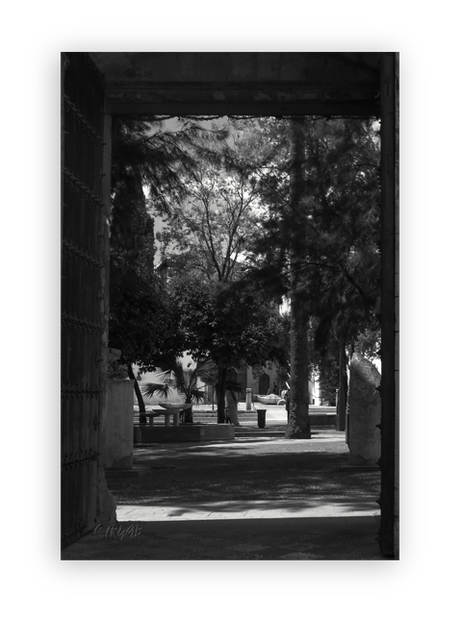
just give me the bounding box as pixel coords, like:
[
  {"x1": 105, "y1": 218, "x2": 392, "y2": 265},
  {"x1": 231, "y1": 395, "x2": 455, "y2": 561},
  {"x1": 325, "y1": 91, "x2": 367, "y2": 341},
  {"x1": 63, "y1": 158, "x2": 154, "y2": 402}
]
[
  {"x1": 394, "y1": 53, "x2": 400, "y2": 558},
  {"x1": 105, "y1": 380, "x2": 134, "y2": 469},
  {"x1": 90, "y1": 53, "x2": 380, "y2": 117},
  {"x1": 96, "y1": 119, "x2": 116, "y2": 527}
]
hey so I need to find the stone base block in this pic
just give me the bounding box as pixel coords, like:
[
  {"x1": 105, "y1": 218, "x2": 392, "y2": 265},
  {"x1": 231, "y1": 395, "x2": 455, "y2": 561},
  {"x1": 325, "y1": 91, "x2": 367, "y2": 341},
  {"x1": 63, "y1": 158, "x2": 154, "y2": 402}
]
[
  {"x1": 107, "y1": 454, "x2": 133, "y2": 470},
  {"x1": 96, "y1": 467, "x2": 117, "y2": 526},
  {"x1": 139, "y1": 424, "x2": 235, "y2": 443},
  {"x1": 310, "y1": 414, "x2": 337, "y2": 426}
]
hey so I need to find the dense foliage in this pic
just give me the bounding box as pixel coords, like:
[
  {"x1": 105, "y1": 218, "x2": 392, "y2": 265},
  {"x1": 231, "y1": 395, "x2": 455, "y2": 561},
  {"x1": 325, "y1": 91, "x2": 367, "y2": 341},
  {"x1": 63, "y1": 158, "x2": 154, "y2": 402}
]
[
  {"x1": 243, "y1": 116, "x2": 381, "y2": 347},
  {"x1": 167, "y1": 274, "x2": 288, "y2": 421},
  {"x1": 108, "y1": 114, "x2": 381, "y2": 432}
]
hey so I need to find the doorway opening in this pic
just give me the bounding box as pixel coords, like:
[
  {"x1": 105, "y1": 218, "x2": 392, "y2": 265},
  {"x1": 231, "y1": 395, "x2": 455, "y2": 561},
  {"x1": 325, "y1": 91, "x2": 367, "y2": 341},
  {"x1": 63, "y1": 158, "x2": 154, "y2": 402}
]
[{"x1": 106, "y1": 112, "x2": 383, "y2": 560}]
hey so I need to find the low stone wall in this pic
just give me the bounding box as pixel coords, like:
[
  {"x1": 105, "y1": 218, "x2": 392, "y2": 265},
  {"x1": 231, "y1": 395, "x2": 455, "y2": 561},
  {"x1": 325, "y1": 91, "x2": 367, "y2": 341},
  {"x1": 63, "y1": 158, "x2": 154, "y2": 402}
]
[
  {"x1": 310, "y1": 414, "x2": 337, "y2": 426},
  {"x1": 139, "y1": 424, "x2": 235, "y2": 443}
]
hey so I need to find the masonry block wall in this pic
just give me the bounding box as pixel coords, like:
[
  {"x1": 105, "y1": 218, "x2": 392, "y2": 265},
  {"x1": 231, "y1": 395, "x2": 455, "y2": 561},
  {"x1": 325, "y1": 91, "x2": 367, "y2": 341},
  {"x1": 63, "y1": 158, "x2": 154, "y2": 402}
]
[
  {"x1": 394, "y1": 54, "x2": 400, "y2": 559},
  {"x1": 90, "y1": 52, "x2": 381, "y2": 117}
]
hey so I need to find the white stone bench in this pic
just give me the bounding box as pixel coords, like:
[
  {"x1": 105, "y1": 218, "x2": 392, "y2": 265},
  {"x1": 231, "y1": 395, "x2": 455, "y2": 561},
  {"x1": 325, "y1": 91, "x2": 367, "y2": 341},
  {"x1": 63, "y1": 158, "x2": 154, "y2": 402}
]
[{"x1": 138, "y1": 409, "x2": 182, "y2": 428}]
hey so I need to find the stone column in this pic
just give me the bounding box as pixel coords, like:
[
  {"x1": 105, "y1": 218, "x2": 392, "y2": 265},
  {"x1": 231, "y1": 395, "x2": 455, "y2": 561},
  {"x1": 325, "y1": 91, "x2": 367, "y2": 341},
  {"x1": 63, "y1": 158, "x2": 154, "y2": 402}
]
[
  {"x1": 246, "y1": 387, "x2": 252, "y2": 410},
  {"x1": 379, "y1": 51, "x2": 399, "y2": 559},
  {"x1": 61, "y1": 51, "x2": 69, "y2": 301},
  {"x1": 96, "y1": 108, "x2": 117, "y2": 526},
  {"x1": 348, "y1": 353, "x2": 381, "y2": 466},
  {"x1": 394, "y1": 54, "x2": 400, "y2": 559}
]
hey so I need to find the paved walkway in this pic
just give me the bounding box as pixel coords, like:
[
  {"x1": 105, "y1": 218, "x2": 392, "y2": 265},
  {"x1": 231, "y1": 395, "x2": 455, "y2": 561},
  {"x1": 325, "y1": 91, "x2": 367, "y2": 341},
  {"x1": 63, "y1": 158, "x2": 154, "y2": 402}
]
[
  {"x1": 62, "y1": 409, "x2": 387, "y2": 561},
  {"x1": 117, "y1": 496, "x2": 379, "y2": 521},
  {"x1": 62, "y1": 504, "x2": 383, "y2": 560},
  {"x1": 63, "y1": 478, "x2": 385, "y2": 561}
]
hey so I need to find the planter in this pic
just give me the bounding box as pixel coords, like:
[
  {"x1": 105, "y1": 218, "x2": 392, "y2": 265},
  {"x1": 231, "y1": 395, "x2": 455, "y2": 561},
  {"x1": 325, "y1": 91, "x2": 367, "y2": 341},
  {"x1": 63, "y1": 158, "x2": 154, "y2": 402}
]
[{"x1": 138, "y1": 423, "x2": 235, "y2": 443}]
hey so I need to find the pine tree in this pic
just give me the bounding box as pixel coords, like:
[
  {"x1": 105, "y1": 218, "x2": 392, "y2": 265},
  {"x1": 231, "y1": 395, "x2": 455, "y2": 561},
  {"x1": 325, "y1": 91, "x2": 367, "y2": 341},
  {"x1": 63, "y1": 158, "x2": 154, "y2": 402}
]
[
  {"x1": 241, "y1": 116, "x2": 381, "y2": 436},
  {"x1": 286, "y1": 117, "x2": 311, "y2": 438},
  {"x1": 109, "y1": 116, "x2": 225, "y2": 418}
]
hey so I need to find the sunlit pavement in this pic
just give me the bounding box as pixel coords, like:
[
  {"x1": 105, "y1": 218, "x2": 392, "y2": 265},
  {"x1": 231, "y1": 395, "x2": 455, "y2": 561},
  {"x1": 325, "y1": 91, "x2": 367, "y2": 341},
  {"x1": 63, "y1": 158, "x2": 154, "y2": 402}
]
[
  {"x1": 193, "y1": 403, "x2": 336, "y2": 427},
  {"x1": 116, "y1": 497, "x2": 379, "y2": 522}
]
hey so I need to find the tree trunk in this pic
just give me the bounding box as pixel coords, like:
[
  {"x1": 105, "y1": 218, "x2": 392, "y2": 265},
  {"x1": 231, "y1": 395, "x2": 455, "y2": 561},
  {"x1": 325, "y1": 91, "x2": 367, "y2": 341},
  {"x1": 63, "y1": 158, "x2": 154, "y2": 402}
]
[
  {"x1": 183, "y1": 398, "x2": 194, "y2": 424},
  {"x1": 128, "y1": 363, "x2": 146, "y2": 425},
  {"x1": 216, "y1": 366, "x2": 228, "y2": 423},
  {"x1": 337, "y1": 338, "x2": 348, "y2": 432},
  {"x1": 286, "y1": 290, "x2": 311, "y2": 438},
  {"x1": 285, "y1": 117, "x2": 311, "y2": 439},
  {"x1": 226, "y1": 390, "x2": 240, "y2": 426}
]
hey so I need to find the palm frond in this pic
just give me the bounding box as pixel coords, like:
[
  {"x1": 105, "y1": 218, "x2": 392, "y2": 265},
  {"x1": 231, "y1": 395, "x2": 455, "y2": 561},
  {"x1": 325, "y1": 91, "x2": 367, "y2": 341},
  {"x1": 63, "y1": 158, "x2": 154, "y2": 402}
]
[
  {"x1": 187, "y1": 389, "x2": 207, "y2": 404},
  {"x1": 142, "y1": 382, "x2": 173, "y2": 399}
]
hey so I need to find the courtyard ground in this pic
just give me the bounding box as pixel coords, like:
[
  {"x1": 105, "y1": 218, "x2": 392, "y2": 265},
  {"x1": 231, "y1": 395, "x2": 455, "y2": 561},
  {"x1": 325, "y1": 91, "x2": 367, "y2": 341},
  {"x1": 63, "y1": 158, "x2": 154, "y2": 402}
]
[{"x1": 62, "y1": 406, "x2": 386, "y2": 561}]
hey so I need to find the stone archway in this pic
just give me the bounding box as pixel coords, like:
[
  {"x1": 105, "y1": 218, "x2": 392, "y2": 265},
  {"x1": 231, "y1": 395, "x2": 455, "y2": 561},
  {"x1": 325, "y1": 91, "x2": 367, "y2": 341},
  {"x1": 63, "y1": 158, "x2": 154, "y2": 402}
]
[{"x1": 62, "y1": 52, "x2": 398, "y2": 558}]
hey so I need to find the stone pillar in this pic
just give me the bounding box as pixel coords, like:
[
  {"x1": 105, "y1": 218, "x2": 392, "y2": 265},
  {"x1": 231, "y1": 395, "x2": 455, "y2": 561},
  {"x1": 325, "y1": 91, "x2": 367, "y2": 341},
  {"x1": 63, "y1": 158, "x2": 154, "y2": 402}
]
[
  {"x1": 61, "y1": 51, "x2": 69, "y2": 301},
  {"x1": 348, "y1": 353, "x2": 381, "y2": 466},
  {"x1": 246, "y1": 387, "x2": 252, "y2": 410},
  {"x1": 105, "y1": 379, "x2": 135, "y2": 469},
  {"x1": 98, "y1": 111, "x2": 113, "y2": 468},
  {"x1": 379, "y1": 51, "x2": 399, "y2": 559},
  {"x1": 96, "y1": 108, "x2": 117, "y2": 526},
  {"x1": 394, "y1": 55, "x2": 400, "y2": 557}
]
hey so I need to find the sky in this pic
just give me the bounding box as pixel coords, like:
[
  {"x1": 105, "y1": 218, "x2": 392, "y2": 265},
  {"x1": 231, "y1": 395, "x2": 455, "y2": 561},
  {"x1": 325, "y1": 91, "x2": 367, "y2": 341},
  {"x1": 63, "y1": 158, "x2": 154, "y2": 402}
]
[{"x1": 150, "y1": 115, "x2": 236, "y2": 148}]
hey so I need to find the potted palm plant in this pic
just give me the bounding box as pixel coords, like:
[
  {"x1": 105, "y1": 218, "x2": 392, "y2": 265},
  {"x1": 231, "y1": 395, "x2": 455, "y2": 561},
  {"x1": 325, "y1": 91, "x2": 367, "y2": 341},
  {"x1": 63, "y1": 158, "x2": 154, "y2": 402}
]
[{"x1": 142, "y1": 360, "x2": 209, "y2": 424}]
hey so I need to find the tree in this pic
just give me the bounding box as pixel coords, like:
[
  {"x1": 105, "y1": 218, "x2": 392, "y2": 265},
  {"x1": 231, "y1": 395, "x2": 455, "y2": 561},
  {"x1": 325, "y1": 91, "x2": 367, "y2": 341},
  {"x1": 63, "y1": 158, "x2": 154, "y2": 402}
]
[
  {"x1": 155, "y1": 131, "x2": 264, "y2": 283},
  {"x1": 152, "y1": 121, "x2": 289, "y2": 422},
  {"x1": 108, "y1": 260, "x2": 185, "y2": 416},
  {"x1": 303, "y1": 118, "x2": 380, "y2": 430},
  {"x1": 168, "y1": 274, "x2": 287, "y2": 423},
  {"x1": 109, "y1": 158, "x2": 177, "y2": 420},
  {"x1": 111, "y1": 116, "x2": 229, "y2": 219},
  {"x1": 108, "y1": 116, "x2": 228, "y2": 421},
  {"x1": 241, "y1": 116, "x2": 381, "y2": 436},
  {"x1": 286, "y1": 117, "x2": 311, "y2": 438}
]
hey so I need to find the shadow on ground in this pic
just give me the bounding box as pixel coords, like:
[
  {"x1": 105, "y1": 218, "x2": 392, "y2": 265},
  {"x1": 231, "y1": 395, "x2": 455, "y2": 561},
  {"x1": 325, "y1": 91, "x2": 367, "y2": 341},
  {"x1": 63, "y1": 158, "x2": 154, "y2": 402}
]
[
  {"x1": 62, "y1": 429, "x2": 385, "y2": 561},
  {"x1": 61, "y1": 515, "x2": 384, "y2": 561},
  {"x1": 109, "y1": 431, "x2": 380, "y2": 504}
]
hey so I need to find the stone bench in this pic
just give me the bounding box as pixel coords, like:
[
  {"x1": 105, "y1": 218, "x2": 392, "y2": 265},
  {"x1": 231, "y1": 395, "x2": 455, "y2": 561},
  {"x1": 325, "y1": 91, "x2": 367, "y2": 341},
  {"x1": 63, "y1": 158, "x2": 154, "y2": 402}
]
[{"x1": 137, "y1": 409, "x2": 182, "y2": 428}]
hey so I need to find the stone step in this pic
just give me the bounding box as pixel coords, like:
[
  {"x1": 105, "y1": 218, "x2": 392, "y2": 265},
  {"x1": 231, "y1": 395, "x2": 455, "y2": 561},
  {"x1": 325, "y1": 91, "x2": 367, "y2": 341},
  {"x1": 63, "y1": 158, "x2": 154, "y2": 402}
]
[{"x1": 235, "y1": 431, "x2": 285, "y2": 437}]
